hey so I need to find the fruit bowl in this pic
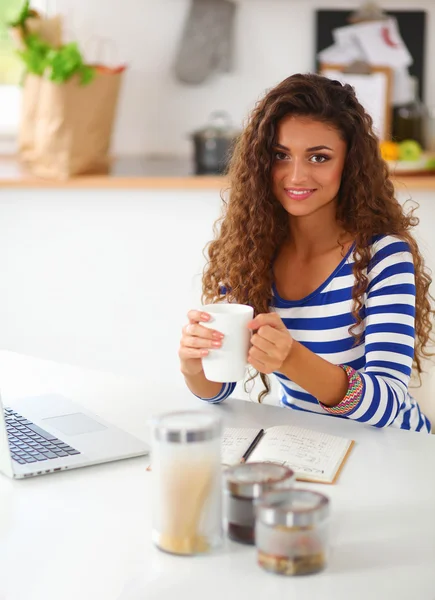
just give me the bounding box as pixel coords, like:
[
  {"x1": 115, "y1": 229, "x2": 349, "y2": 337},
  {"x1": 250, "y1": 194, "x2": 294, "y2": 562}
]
[
  {"x1": 387, "y1": 155, "x2": 434, "y2": 174},
  {"x1": 380, "y1": 139, "x2": 435, "y2": 176}
]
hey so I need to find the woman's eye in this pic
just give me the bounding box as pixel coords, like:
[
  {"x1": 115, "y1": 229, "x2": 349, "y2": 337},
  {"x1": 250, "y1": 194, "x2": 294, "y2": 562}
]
[
  {"x1": 274, "y1": 152, "x2": 289, "y2": 161},
  {"x1": 310, "y1": 154, "x2": 329, "y2": 164}
]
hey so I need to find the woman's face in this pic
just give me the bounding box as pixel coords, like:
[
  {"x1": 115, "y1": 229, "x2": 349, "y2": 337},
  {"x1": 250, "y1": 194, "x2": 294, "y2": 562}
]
[{"x1": 271, "y1": 115, "x2": 347, "y2": 219}]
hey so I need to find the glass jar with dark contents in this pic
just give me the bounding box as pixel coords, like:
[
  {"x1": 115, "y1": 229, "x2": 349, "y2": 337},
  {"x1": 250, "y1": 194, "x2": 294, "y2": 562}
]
[
  {"x1": 224, "y1": 463, "x2": 295, "y2": 545},
  {"x1": 255, "y1": 489, "x2": 330, "y2": 576}
]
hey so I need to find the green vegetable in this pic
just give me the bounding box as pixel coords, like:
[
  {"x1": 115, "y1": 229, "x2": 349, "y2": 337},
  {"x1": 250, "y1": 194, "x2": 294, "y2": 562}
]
[
  {"x1": 46, "y1": 43, "x2": 95, "y2": 85},
  {"x1": 14, "y1": 27, "x2": 95, "y2": 84},
  {"x1": 79, "y1": 65, "x2": 95, "y2": 85},
  {"x1": 17, "y1": 33, "x2": 50, "y2": 76},
  {"x1": 10, "y1": 2, "x2": 96, "y2": 85},
  {"x1": 8, "y1": 0, "x2": 31, "y2": 28}
]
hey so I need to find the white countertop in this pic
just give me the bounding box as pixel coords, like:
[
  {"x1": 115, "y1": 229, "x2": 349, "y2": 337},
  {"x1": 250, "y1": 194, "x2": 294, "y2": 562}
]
[{"x1": 0, "y1": 350, "x2": 434, "y2": 600}]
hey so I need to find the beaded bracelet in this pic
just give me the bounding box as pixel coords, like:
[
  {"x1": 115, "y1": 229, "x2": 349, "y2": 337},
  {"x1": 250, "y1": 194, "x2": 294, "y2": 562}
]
[{"x1": 319, "y1": 364, "x2": 364, "y2": 415}]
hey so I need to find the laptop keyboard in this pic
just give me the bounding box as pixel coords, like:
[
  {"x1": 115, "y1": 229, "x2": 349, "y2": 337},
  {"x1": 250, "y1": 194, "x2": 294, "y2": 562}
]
[{"x1": 4, "y1": 407, "x2": 81, "y2": 465}]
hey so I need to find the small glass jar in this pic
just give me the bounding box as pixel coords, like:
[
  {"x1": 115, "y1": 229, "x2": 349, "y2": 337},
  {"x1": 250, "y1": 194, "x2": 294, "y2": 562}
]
[
  {"x1": 224, "y1": 462, "x2": 295, "y2": 545},
  {"x1": 255, "y1": 489, "x2": 330, "y2": 576},
  {"x1": 392, "y1": 76, "x2": 426, "y2": 146},
  {"x1": 150, "y1": 410, "x2": 222, "y2": 555}
]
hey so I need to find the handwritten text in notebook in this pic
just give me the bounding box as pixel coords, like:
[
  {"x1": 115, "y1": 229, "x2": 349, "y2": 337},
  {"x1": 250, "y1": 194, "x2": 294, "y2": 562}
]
[
  {"x1": 222, "y1": 425, "x2": 354, "y2": 484},
  {"x1": 221, "y1": 428, "x2": 259, "y2": 466}
]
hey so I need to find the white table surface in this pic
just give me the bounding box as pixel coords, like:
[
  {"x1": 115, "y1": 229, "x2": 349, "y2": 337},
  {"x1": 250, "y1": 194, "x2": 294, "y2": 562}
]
[{"x1": 0, "y1": 350, "x2": 434, "y2": 600}]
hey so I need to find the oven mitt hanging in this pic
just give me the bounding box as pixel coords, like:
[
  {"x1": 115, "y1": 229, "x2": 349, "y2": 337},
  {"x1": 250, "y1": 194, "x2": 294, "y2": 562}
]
[{"x1": 174, "y1": 0, "x2": 237, "y2": 85}]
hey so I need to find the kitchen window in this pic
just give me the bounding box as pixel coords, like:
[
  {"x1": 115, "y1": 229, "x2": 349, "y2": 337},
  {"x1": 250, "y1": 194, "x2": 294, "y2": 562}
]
[{"x1": 0, "y1": 0, "x2": 53, "y2": 150}]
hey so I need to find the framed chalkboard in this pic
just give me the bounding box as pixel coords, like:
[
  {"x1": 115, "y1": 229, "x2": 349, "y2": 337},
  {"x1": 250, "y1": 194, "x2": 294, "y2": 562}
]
[{"x1": 315, "y1": 10, "x2": 426, "y2": 100}]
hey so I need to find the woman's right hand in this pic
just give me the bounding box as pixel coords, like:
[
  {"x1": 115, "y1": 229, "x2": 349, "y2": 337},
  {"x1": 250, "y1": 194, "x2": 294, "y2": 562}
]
[{"x1": 179, "y1": 309, "x2": 224, "y2": 376}]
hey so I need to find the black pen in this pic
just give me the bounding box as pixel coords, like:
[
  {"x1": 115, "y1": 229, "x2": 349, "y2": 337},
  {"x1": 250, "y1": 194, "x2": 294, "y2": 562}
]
[{"x1": 240, "y1": 429, "x2": 265, "y2": 463}]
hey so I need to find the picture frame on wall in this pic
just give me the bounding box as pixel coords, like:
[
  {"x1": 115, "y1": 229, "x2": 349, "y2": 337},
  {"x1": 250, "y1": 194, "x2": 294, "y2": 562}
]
[{"x1": 319, "y1": 62, "x2": 393, "y2": 141}]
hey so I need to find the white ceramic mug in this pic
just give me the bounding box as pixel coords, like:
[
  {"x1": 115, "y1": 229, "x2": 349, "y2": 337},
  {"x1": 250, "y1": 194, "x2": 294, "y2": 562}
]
[{"x1": 200, "y1": 303, "x2": 254, "y2": 383}]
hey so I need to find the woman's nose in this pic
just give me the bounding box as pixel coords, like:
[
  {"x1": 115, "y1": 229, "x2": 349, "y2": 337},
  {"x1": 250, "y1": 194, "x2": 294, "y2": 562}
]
[{"x1": 287, "y1": 158, "x2": 309, "y2": 185}]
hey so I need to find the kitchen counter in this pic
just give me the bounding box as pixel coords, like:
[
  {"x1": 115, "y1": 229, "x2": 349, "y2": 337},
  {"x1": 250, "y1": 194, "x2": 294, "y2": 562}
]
[
  {"x1": 0, "y1": 156, "x2": 224, "y2": 190},
  {"x1": 1, "y1": 154, "x2": 435, "y2": 190}
]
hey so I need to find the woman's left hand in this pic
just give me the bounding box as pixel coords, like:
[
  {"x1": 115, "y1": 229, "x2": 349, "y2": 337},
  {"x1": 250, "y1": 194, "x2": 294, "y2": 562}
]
[{"x1": 247, "y1": 313, "x2": 293, "y2": 374}]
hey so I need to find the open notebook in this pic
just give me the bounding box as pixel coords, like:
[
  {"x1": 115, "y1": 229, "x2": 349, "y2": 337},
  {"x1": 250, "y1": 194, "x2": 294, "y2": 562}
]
[{"x1": 222, "y1": 425, "x2": 354, "y2": 484}]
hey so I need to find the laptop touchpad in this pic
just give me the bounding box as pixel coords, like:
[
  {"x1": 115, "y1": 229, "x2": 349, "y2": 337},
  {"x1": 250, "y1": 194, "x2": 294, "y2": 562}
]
[{"x1": 42, "y1": 413, "x2": 107, "y2": 436}]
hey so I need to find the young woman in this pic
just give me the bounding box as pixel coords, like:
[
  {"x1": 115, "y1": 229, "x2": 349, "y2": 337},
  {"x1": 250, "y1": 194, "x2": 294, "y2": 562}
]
[{"x1": 178, "y1": 73, "x2": 433, "y2": 433}]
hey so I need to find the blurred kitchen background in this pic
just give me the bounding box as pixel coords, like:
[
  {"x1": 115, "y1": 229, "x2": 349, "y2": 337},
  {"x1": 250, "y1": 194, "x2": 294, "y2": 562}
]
[{"x1": 1, "y1": 0, "x2": 435, "y2": 167}]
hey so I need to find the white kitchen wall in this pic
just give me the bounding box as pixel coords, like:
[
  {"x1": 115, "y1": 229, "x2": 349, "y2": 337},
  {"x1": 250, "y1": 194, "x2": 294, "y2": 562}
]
[
  {"x1": 0, "y1": 188, "x2": 220, "y2": 391},
  {"x1": 54, "y1": 0, "x2": 435, "y2": 156}
]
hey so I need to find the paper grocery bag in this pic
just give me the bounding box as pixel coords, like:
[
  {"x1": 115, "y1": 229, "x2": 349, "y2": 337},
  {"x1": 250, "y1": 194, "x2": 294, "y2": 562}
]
[
  {"x1": 18, "y1": 73, "x2": 43, "y2": 163},
  {"x1": 12, "y1": 13, "x2": 63, "y2": 163},
  {"x1": 27, "y1": 69, "x2": 123, "y2": 179}
]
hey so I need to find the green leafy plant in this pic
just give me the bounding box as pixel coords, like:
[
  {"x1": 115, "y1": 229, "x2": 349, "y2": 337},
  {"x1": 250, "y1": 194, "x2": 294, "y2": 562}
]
[
  {"x1": 17, "y1": 33, "x2": 50, "y2": 75},
  {"x1": 10, "y1": 1, "x2": 96, "y2": 85},
  {"x1": 47, "y1": 42, "x2": 95, "y2": 85},
  {"x1": 8, "y1": 0, "x2": 32, "y2": 28}
]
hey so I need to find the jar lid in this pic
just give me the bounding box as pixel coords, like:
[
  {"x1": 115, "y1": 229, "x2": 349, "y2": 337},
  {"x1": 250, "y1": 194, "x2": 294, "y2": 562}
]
[
  {"x1": 255, "y1": 489, "x2": 330, "y2": 528},
  {"x1": 151, "y1": 410, "x2": 222, "y2": 443},
  {"x1": 224, "y1": 462, "x2": 295, "y2": 498}
]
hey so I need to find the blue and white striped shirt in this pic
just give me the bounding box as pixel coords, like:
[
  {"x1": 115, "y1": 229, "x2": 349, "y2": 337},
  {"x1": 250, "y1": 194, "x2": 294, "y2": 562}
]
[{"x1": 199, "y1": 235, "x2": 431, "y2": 433}]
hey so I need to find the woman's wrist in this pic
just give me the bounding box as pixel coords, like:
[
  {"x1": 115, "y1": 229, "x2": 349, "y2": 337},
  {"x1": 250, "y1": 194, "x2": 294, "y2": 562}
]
[
  {"x1": 280, "y1": 338, "x2": 300, "y2": 374},
  {"x1": 281, "y1": 338, "x2": 299, "y2": 376},
  {"x1": 180, "y1": 357, "x2": 205, "y2": 377}
]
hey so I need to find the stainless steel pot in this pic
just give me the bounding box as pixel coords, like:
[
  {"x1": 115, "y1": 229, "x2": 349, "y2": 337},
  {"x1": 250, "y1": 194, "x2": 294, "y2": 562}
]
[{"x1": 191, "y1": 111, "x2": 239, "y2": 175}]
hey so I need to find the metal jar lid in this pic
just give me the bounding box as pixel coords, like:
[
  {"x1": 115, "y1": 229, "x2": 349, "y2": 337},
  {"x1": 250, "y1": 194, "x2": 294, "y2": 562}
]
[
  {"x1": 151, "y1": 410, "x2": 222, "y2": 443},
  {"x1": 255, "y1": 489, "x2": 330, "y2": 528},
  {"x1": 224, "y1": 462, "x2": 295, "y2": 499}
]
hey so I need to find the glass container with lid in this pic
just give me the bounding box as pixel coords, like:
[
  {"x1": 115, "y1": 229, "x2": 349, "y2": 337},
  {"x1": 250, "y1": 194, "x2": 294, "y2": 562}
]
[
  {"x1": 150, "y1": 410, "x2": 223, "y2": 555},
  {"x1": 393, "y1": 76, "x2": 426, "y2": 146},
  {"x1": 255, "y1": 489, "x2": 330, "y2": 576},
  {"x1": 224, "y1": 462, "x2": 295, "y2": 545}
]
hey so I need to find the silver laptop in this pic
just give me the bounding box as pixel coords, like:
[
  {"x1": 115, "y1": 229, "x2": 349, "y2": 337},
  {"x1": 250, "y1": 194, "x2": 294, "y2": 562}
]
[{"x1": 0, "y1": 392, "x2": 149, "y2": 479}]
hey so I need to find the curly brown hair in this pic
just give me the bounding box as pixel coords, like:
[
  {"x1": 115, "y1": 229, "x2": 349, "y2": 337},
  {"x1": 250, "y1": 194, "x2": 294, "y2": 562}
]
[{"x1": 202, "y1": 73, "x2": 434, "y2": 400}]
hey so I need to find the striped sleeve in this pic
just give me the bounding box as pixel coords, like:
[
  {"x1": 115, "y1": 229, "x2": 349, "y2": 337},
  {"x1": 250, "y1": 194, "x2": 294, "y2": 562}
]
[
  {"x1": 337, "y1": 237, "x2": 416, "y2": 427},
  {"x1": 194, "y1": 382, "x2": 237, "y2": 404}
]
